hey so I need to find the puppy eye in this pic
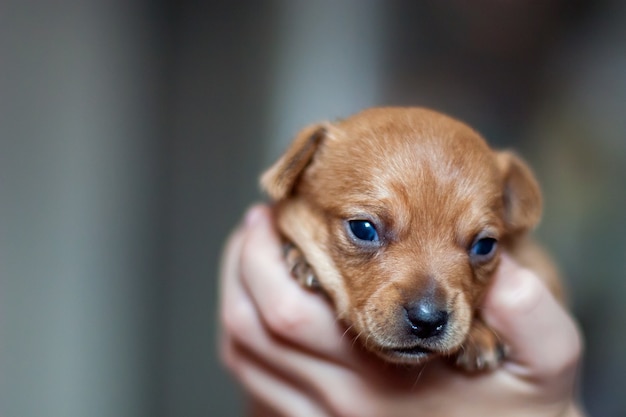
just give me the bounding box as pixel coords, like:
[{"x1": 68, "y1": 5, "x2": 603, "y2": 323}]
[
  {"x1": 348, "y1": 220, "x2": 379, "y2": 242},
  {"x1": 470, "y1": 237, "x2": 497, "y2": 258}
]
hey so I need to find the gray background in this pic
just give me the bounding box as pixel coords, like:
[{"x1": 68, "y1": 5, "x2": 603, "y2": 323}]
[{"x1": 1, "y1": 1, "x2": 625, "y2": 416}]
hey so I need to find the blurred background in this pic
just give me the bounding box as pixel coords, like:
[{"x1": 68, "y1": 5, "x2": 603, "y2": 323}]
[{"x1": 1, "y1": 1, "x2": 625, "y2": 416}]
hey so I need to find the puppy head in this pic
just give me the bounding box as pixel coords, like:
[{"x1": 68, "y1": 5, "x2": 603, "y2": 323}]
[{"x1": 262, "y1": 107, "x2": 542, "y2": 363}]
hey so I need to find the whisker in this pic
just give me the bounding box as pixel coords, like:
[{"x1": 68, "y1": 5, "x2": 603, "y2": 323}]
[
  {"x1": 411, "y1": 362, "x2": 429, "y2": 390},
  {"x1": 351, "y1": 331, "x2": 362, "y2": 349},
  {"x1": 340, "y1": 325, "x2": 354, "y2": 342}
]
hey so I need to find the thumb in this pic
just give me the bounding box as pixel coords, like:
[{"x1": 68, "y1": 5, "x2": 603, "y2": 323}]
[{"x1": 482, "y1": 255, "x2": 582, "y2": 382}]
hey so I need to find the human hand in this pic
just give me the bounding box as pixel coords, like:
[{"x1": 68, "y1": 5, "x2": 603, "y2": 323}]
[{"x1": 219, "y1": 205, "x2": 585, "y2": 417}]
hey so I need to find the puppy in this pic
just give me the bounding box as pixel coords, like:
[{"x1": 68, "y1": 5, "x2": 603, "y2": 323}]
[{"x1": 261, "y1": 107, "x2": 562, "y2": 371}]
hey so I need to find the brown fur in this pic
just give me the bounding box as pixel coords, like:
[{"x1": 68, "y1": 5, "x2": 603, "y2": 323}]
[{"x1": 261, "y1": 107, "x2": 562, "y2": 371}]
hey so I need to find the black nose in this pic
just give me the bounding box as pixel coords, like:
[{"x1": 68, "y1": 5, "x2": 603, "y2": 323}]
[{"x1": 404, "y1": 301, "x2": 449, "y2": 339}]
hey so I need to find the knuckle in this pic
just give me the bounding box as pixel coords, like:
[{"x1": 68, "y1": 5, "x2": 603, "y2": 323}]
[
  {"x1": 221, "y1": 298, "x2": 256, "y2": 341},
  {"x1": 497, "y1": 268, "x2": 546, "y2": 315},
  {"x1": 549, "y1": 320, "x2": 584, "y2": 378},
  {"x1": 219, "y1": 340, "x2": 237, "y2": 371},
  {"x1": 239, "y1": 234, "x2": 263, "y2": 280},
  {"x1": 263, "y1": 294, "x2": 310, "y2": 336},
  {"x1": 218, "y1": 331, "x2": 242, "y2": 374}
]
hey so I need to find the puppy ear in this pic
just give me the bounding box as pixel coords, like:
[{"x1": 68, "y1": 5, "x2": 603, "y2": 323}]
[
  {"x1": 497, "y1": 151, "x2": 543, "y2": 234},
  {"x1": 260, "y1": 124, "x2": 328, "y2": 200}
]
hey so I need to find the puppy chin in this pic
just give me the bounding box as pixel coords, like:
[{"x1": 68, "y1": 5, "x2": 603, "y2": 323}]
[
  {"x1": 364, "y1": 335, "x2": 466, "y2": 366},
  {"x1": 374, "y1": 345, "x2": 436, "y2": 365},
  {"x1": 366, "y1": 333, "x2": 465, "y2": 365}
]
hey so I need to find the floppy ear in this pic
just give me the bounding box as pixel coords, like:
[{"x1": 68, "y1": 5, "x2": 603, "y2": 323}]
[
  {"x1": 260, "y1": 124, "x2": 328, "y2": 201},
  {"x1": 496, "y1": 151, "x2": 543, "y2": 234}
]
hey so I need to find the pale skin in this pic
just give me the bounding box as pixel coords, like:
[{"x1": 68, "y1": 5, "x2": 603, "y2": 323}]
[{"x1": 219, "y1": 205, "x2": 585, "y2": 417}]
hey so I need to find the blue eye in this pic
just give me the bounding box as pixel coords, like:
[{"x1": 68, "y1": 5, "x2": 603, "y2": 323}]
[
  {"x1": 470, "y1": 237, "x2": 497, "y2": 258},
  {"x1": 348, "y1": 220, "x2": 379, "y2": 242}
]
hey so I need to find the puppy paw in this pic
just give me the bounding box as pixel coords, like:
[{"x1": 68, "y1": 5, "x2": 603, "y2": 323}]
[
  {"x1": 283, "y1": 241, "x2": 320, "y2": 290},
  {"x1": 454, "y1": 320, "x2": 507, "y2": 372}
]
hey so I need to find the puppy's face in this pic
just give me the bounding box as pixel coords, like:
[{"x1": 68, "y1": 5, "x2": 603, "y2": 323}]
[{"x1": 262, "y1": 108, "x2": 541, "y2": 364}]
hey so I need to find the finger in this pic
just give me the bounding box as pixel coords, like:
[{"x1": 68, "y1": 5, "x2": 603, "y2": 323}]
[
  {"x1": 223, "y1": 251, "x2": 362, "y2": 382},
  {"x1": 483, "y1": 255, "x2": 582, "y2": 381},
  {"x1": 238, "y1": 206, "x2": 357, "y2": 363},
  {"x1": 218, "y1": 205, "x2": 268, "y2": 299},
  {"x1": 224, "y1": 338, "x2": 330, "y2": 417},
  {"x1": 224, "y1": 312, "x2": 370, "y2": 417},
  {"x1": 221, "y1": 255, "x2": 379, "y2": 417},
  {"x1": 218, "y1": 206, "x2": 256, "y2": 329},
  {"x1": 218, "y1": 209, "x2": 393, "y2": 415}
]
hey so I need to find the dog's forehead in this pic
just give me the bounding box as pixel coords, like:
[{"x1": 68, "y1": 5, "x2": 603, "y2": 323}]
[
  {"x1": 323, "y1": 108, "x2": 498, "y2": 194},
  {"x1": 303, "y1": 108, "x2": 503, "y2": 235}
]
